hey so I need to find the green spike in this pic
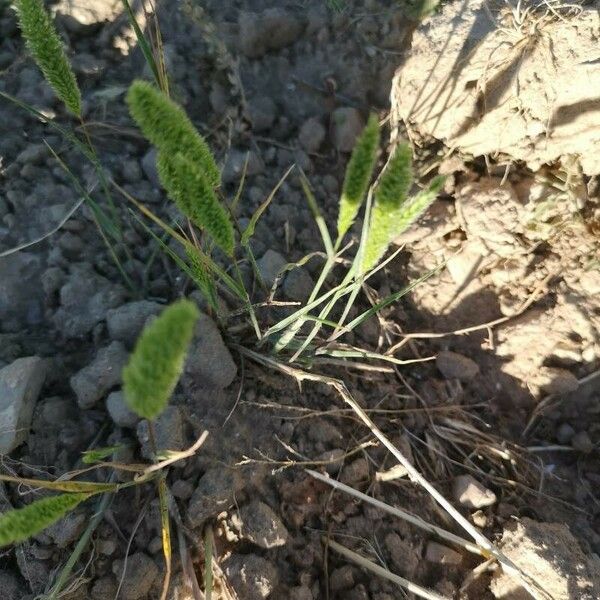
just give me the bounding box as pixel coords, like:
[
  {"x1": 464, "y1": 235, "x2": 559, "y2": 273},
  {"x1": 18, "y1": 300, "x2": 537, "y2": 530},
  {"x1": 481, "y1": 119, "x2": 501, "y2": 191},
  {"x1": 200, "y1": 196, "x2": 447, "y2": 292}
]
[
  {"x1": 337, "y1": 114, "x2": 380, "y2": 240},
  {"x1": 126, "y1": 80, "x2": 220, "y2": 188},
  {"x1": 14, "y1": 0, "x2": 81, "y2": 116},
  {"x1": 123, "y1": 299, "x2": 200, "y2": 420}
]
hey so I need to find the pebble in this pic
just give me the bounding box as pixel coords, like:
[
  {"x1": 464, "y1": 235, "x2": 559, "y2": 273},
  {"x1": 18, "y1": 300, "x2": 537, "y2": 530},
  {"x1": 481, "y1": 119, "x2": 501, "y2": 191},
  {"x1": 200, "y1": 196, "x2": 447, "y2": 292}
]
[
  {"x1": 257, "y1": 249, "x2": 287, "y2": 288},
  {"x1": 225, "y1": 554, "x2": 279, "y2": 600},
  {"x1": 0, "y1": 570, "x2": 21, "y2": 600},
  {"x1": 91, "y1": 576, "x2": 117, "y2": 600},
  {"x1": 283, "y1": 267, "x2": 315, "y2": 302},
  {"x1": 137, "y1": 405, "x2": 185, "y2": 458},
  {"x1": 571, "y1": 431, "x2": 594, "y2": 454},
  {"x1": 556, "y1": 422, "x2": 575, "y2": 444},
  {"x1": 111, "y1": 552, "x2": 158, "y2": 600},
  {"x1": 330, "y1": 107, "x2": 364, "y2": 153},
  {"x1": 188, "y1": 467, "x2": 238, "y2": 527},
  {"x1": 106, "y1": 300, "x2": 163, "y2": 347},
  {"x1": 289, "y1": 586, "x2": 313, "y2": 600},
  {"x1": 106, "y1": 390, "x2": 139, "y2": 428},
  {"x1": 171, "y1": 479, "x2": 194, "y2": 500},
  {"x1": 141, "y1": 148, "x2": 160, "y2": 187},
  {"x1": 436, "y1": 350, "x2": 480, "y2": 381},
  {"x1": 237, "y1": 500, "x2": 289, "y2": 549},
  {"x1": 70, "y1": 342, "x2": 128, "y2": 409},
  {"x1": 222, "y1": 149, "x2": 264, "y2": 183},
  {"x1": 425, "y1": 541, "x2": 463, "y2": 565},
  {"x1": 184, "y1": 312, "x2": 237, "y2": 390},
  {"x1": 453, "y1": 474, "x2": 497, "y2": 509},
  {"x1": 0, "y1": 357, "x2": 47, "y2": 454},
  {"x1": 299, "y1": 117, "x2": 326, "y2": 153},
  {"x1": 329, "y1": 565, "x2": 355, "y2": 591},
  {"x1": 341, "y1": 457, "x2": 369, "y2": 485},
  {"x1": 239, "y1": 8, "x2": 303, "y2": 58},
  {"x1": 246, "y1": 96, "x2": 278, "y2": 132},
  {"x1": 46, "y1": 512, "x2": 86, "y2": 548}
]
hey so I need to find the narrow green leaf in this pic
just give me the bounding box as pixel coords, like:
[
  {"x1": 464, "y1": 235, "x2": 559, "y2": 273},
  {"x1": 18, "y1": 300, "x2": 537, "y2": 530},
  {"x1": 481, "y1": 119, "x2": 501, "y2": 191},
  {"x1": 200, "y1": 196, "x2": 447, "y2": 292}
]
[
  {"x1": 157, "y1": 152, "x2": 235, "y2": 255},
  {"x1": 123, "y1": 299, "x2": 200, "y2": 420},
  {"x1": 0, "y1": 493, "x2": 89, "y2": 547},
  {"x1": 337, "y1": 114, "x2": 380, "y2": 241},
  {"x1": 0, "y1": 474, "x2": 117, "y2": 494},
  {"x1": 14, "y1": 0, "x2": 81, "y2": 116},
  {"x1": 127, "y1": 80, "x2": 220, "y2": 187}
]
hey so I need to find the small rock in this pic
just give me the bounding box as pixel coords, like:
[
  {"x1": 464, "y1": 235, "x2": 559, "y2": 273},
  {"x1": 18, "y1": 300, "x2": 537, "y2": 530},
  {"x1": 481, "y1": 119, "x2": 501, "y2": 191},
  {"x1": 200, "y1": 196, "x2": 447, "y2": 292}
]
[
  {"x1": 0, "y1": 357, "x2": 47, "y2": 454},
  {"x1": 141, "y1": 148, "x2": 160, "y2": 187},
  {"x1": 538, "y1": 367, "x2": 579, "y2": 396},
  {"x1": 184, "y1": 313, "x2": 237, "y2": 390},
  {"x1": 237, "y1": 500, "x2": 289, "y2": 549},
  {"x1": 137, "y1": 405, "x2": 185, "y2": 458},
  {"x1": 171, "y1": 479, "x2": 194, "y2": 500},
  {"x1": 385, "y1": 532, "x2": 419, "y2": 577},
  {"x1": 571, "y1": 431, "x2": 594, "y2": 454},
  {"x1": 121, "y1": 159, "x2": 142, "y2": 183},
  {"x1": 71, "y1": 53, "x2": 106, "y2": 77},
  {"x1": 329, "y1": 565, "x2": 354, "y2": 591},
  {"x1": 188, "y1": 468, "x2": 238, "y2": 528},
  {"x1": 70, "y1": 342, "x2": 128, "y2": 409},
  {"x1": 222, "y1": 149, "x2": 264, "y2": 184},
  {"x1": 46, "y1": 511, "x2": 86, "y2": 548},
  {"x1": 436, "y1": 350, "x2": 480, "y2": 381},
  {"x1": 225, "y1": 554, "x2": 278, "y2": 600},
  {"x1": 111, "y1": 553, "x2": 158, "y2": 600},
  {"x1": 0, "y1": 569, "x2": 22, "y2": 600},
  {"x1": 239, "y1": 8, "x2": 303, "y2": 58},
  {"x1": 331, "y1": 107, "x2": 364, "y2": 153},
  {"x1": 453, "y1": 474, "x2": 496, "y2": 509},
  {"x1": 97, "y1": 538, "x2": 117, "y2": 556},
  {"x1": 283, "y1": 268, "x2": 315, "y2": 302},
  {"x1": 106, "y1": 300, "x2": 163, "y2": 346},
  {"x1": 257, "y1": 249, "x2": 287, "y2": 288},
  {"x1": 106, "y1": 390, "x2": 139, "y2": 428},
  {"x1": 0, "y1": 253, "x2": 45, "y2": 332},
  {"x1": 16, "y1": 143, "x2": 47, "y2": 164},
  {"x1": 289, "y1": 586, "x2": 313, "y2": 600},
  {"x1": 341, "y1": 457, "x2": 369, "y2": 485},
  {"x1": 246, "y1": 96, "x2": 278, "y2": 132},
  {"x1": 425, "y1": 541, "x2": 462, "y2": 565},
  {"x1": 91, "y1": 576, "x2": 117, "y2": 600},
  {"x1": 298, "y1": 118, "x2": 326, "y2": 153},
  {"x1": 53, "y1": 0, "x2": 121, "y2": 27},
  {"x1": 556, "y1": 423, "x2": 575, "y2": 444},
  {"x1": 54, "y1": 265, "x2": 126, "y2": 338}
]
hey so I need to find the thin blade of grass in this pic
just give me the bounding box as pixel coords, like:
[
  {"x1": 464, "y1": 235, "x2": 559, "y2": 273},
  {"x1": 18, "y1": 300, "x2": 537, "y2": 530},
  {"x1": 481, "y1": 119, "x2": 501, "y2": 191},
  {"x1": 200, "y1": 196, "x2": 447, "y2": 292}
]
[
  {"x1": 158, "y1": 475, "x2": 172, "y2": 600},
  {"x1": 299, "y1": 170, "x2": 334, "y2": 258},
  {"x1": 120, "y1": 0, "x2": 160, "y2": 87},
  {"x1": 204, "y1": 527, "x2": 214, "y2": 600},
  {"x1": 0, "y1": 474, "x2": 118, "y2": 494},
  {"x1": 314, "y1": 346, "x2": 435, "y2": 366}
]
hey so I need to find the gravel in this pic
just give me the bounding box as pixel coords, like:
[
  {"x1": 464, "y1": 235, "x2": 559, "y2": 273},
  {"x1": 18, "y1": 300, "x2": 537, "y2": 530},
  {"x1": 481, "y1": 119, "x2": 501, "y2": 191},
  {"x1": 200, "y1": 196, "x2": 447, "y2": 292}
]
[
  {"x1": 436, "y1": 350, "x2": 480, "y2": 382},
  {"x1": 237, "y1": 500, "x2": 289, "y2": 549},
  {"x1": 452, "y1": 474, "x2": 497, "y2": 509},
  {"x1": 224, "y1": 554, "x2": 279, "y2": 600},
  {"x1": 111, "y1": 552, "x2": 158, "y2": 600},
  {"x1": 106, "y1": 300, "x2": 162, "y2": 347}
]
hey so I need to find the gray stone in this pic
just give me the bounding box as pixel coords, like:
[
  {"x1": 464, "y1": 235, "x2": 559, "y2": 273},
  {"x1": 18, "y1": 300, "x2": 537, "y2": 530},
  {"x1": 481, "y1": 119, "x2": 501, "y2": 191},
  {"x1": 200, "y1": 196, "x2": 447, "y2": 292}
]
[
  {"x1": 556, "y1": 423, "x2": 575, "y2": 445},
  {"x1": 141, "y1": 148, "x2": 160, "y2": 187},
  {"x1": 111, "y1": 552, "x2": 158, "y2": 600},
  {"x1": 330, "y1": 565, "x2": 355, "y2": 591},
  {"x1": 54, "y1": 264, "x2": 126, "y2": 338},
  {"x1": 222, "y1": 149, "x2": 264, "y2": 184},
  {"x1": 571, "y1": 431, "x2": 594, "y2": 454},
  {"x1": 137, "y1": 405, "x2": 185, "y2": 459},
  {"x1": 341, "y1": 457, "x2": 369, "y2": 486},
  {"x1": 106, "y1": 300, "x2": 162, "y2": 346},
  {"x1": 257, "y1": 249, "x2": 287, "y2": 288},
  {"x1": 91, "y1": 576, "x2": 117, "y2": 600},
  {"x1": 224, "y1": 554, "x2": 278, "y2": 600},
  {"x1": 121, "y1": 159, "x2": 142, "y2": 183},
  {"x1": 289, "y1": 586, "x2": 313, "y2": 600},
  {"x1": 299, "y1": 118, "x2": 326, "y2": 153},
  {"x1": 246, "y1": 96, "x2": 278, "y2": 132},
  {"x1": 436, "y1": 350, "x2": 480, "y2": 381},
  {"x1": 453, "y1": 474, "x2": 496, "y2": 509},
  {"x1": 239, "y1": 8, "x2": 303, "y2": 58},
  {"x1": 0, "y1": 357, "x2": 47, "y2": 454},
  {"x1": 16, "y1": 144, "x2": 47, "y2": 165},
  {"x1": 425, "y1": 541, "x2": 463, "y2": 565},
  {"x1": 237, "y1": 500, "x2": 289, "y2": 549},
  {"x1": 70, "y1": 342, "x2": 128, "y2": 409},
  {"x1": 106, "y1": 390, "x2": 139, "y2": 428},
  {"x1": 283, "y1": 268, "x2": 315, "y2": 302},
  {"x1": 184, "y1": 313, "x2": 237, "y2": 390},
  {"x1": 46, "y1": 511, "x2": 86, "y2": 548},
  {"x1": 171, "y1": 479, "x2": 194, "y2": 500},
  {"x1": 0, "y1": 570, "x2": 22, "y2": 600},
  {"x1": 188, "y1": 467, "x2": 237, "y2": 527},
  {"x1": 0, "y1": 253, "x2": 45, "y2": 332},
  {"x1": 331, "y1": 107, "x2": 364, "y2": 153}
]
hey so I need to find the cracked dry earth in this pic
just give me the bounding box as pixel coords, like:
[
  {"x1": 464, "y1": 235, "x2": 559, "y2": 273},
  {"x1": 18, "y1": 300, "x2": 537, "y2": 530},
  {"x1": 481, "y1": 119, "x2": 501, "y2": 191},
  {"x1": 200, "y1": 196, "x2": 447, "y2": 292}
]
[{"x1": 0, "y1": 1, "x2": 599, "y2": 599}]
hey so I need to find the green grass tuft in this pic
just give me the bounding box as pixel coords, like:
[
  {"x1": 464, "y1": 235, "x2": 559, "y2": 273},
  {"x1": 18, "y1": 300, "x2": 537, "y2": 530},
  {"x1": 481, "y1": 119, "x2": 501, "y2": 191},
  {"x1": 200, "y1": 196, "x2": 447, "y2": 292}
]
[
  {"x1": 123, "y1": 299, "x2": 200, "y2": 420},
  {"x1": 14, "y1": 0, "x2": 81, "y2": 116},
  {"x1": 0, "y1": 492, "x2": 89, "y2": 547},
  {"x1": 337, "y1": 114, "x2": 380, "y2": 241},
  {"x1": 158, "y1": 152, "x2": 235, "y2": 256},
  {"x1": 126, "y1": 80, "x2": 220, "y2": 188}
]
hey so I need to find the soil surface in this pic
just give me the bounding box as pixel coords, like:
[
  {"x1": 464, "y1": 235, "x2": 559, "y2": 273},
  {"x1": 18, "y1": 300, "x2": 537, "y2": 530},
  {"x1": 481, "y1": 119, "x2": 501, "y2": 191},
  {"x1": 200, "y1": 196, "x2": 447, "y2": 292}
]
[{"x1": 0, "y1": 1, "x2": 599, "y2": 599}]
